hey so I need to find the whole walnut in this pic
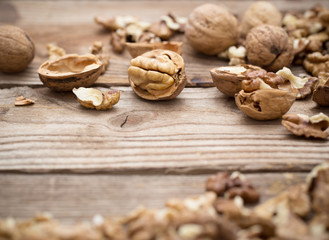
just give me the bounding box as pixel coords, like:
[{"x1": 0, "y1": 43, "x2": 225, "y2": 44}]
[
  {"x1": 0, "y1": 25, "x2": 35, "y2": 73},
  {"x1": 185, "y1": 4, "x2": 238, "y2": 55},
  {"x1": 239, "y1": 1, "x2": 282, "y2": 38},
  {"x1": 246, "y1": 25, "x2": 294, "y2": 72}
]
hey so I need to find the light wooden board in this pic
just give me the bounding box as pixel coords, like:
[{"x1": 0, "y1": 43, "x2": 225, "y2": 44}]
[
  {"x1": 0, "y1": 172, "x2": 306, "y2": 223},
  {"x1": 1, "y1": 86, "x2": 328, "y2": 173}
]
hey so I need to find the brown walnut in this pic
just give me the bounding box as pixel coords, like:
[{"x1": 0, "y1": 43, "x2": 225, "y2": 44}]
[
  {"x1": 38, "y1": 54, "x2": 103, "y2": 91},
  {"x1": 239, "y1": 1, "x2": 282, "y2": 38},
  {"x1": 246, "y1": 25, "x2": 294, "y2": 72},
  {"x1": 128, "y1": 49, "x2": 186, "y2": 100},
  {"x1": 185, "y1": 4, "x2": 238, "y2": 55},
  {"x1": 0, "y1": 25, "x2": 35, "y2": 73}
]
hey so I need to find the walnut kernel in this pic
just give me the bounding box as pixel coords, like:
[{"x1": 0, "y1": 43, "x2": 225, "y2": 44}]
[
  {"x1": 14, "y1": 96, "x2": 35, "y2": 106},
  {"x1": 282, "y1": 113, "x2": 329, "y2": 139},
  {"x1": 128, "y1": 49, "x2": 186, "y2": 100}
]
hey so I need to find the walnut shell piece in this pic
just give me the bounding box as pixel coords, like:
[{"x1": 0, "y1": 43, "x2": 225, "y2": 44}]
[
  {"x1": 128, "y1": 49, "x2": 186, "y2": 100},
  {"x1": 239, "y1": 1, "x2": 282, "y2": 38},
  {"x1": 210, "y1": 65, "x2": 264, "y2": 97},
  {"x1": 0, "y1": 25, "x2": 35, "y2": 73},
  {"x1": 38, "y1": 54, "x2": 103, "y2": 91},
  {"x1": 235, "y1": 89, "x2": 296, "y2": 120},
  {"x1": 185, "y1": 4, "x2": 238, "y2": 55},
  {"x1": 14, "y1": 96, "x2": 35, "y2": 106},
  {"x1": 282, "y1": 113, "x2": 329, "y2": 139},
  {"x1": 126, "y1": 41, "x2": 183, "y2": 58},
  {"x1": 246, "y1": 25, "x2": 294, "y2": 72},
  {"x1": 73, "y1": 87, "x2": 120, "y2": 110},
  {"x1": 312, "y1": 73, "x2": 329, "y2": 106}
]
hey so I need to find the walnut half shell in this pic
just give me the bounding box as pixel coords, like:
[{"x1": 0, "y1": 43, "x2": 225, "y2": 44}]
[
  {"x1": 128, "y1": 49, "x2": 186, "y2": 100},
  {"x1": 235, "y1": 89, "x2": 296, "y2": 120},
  {"x1": 210, "y1": 65, "x2": 264, "y2": 97},
  {"x1": 38, "y1": 54, "x2": 103, "y2": 91}
]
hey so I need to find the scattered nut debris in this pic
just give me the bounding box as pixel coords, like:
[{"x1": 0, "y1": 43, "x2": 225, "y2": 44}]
[
  {"x1": 14, "y1": 96, "x2": 35, "y2": 106},
  {"x1": 303, "y1": 52, "x2": 329, "y2": 77},
  {"x1": 46, "y1": 43, "x2": 66, "y2": 61},
  {"x1": 282, "y1": 112, "x2": 329, "y2": 139},
  {"x1": 206, "y1": 171, "x2": 260, "y2": 204},
  {"x1": 128, "y1": 49, "x2": 186, "y2": 100},
  {"x1": 72, "y1": 87, "x2": 120, "y2": 110},
  {"x1": 2, "y1": 163, "x2": 329, "y2": 239},
  {"x1": 89, "y1": 41, "x2": 110, "y2": 75}
]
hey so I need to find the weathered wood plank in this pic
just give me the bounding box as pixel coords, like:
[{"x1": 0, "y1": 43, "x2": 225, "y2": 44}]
[
  {"x1": 1, "y1": 0, "x2": 328, "y2": 88},
  {"x1": 1, "y1": 86, "x2": 328, "y2": 173},
  {"x1": 0, "y1": 172, "x2": 307, "y2": 223}
]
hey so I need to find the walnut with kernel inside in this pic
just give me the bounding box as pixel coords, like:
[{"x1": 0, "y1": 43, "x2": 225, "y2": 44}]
[
  {"x1": 73, "y1": 87, "x2": 120, "y2": 110},
  {"x1": 128, "y1": 49, "x2": 186, "y2": 100},
  {"x1": 235, "y1": 78, "x2": 296, "y2": 121},
  {"x1": 206, "y1": 171, "x2": 260, "y2": 204},
  {"x1": 282, "y1": 113, "x2": 329, "y2": 139}
]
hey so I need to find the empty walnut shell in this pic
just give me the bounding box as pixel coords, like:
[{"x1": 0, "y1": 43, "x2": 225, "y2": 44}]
[
  {"x1": 235, "y1": 89, "x2": 296, "y2": 120},
  {"x1": 128, "y1": 49, "x2": 186, "y2": 100},
  {"x1": 126, "y1": 41, "x2": 183, "y2": 58},
  {"x1": 246, "y1": 25, "x2": 294, "y2": 72},
  {"x1": 210, "y1": 65, "x2": 263, "y2": 97},
  {"x1": 38, "y1": 54, "x2": 103, "y2": 91}
]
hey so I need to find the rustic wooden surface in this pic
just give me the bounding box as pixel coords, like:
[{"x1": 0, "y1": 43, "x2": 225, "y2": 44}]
[{"x1": 1, "y1": 0, "x2": 329, "y2": 222}]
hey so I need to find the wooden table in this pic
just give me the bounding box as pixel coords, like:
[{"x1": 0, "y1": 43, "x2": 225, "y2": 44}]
[{"x1": 1, "y1": 0, "x2": 329, "y2": 223}]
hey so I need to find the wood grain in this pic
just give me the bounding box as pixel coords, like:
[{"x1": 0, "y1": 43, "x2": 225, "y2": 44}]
[
  {"x1": 0, "y1": 172, "x2": 306, "y2": 223},
  {"x1": 1, "y1": 86, "x2": 328, "y2": 173}
]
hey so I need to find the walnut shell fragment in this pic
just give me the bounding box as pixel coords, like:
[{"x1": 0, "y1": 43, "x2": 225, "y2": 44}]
[
  {"x1": 246, "y1": 25, "x2": 294, "y2": 72},
  {"x1": 73, "y1": 87, "x2": 120, "y2": 110},
  {"x1": 126, "y1": 41, "x2": 183, "y2": 58},
  {"x1": 312, "y1": 72, "x2": 329, "y2": 106},
  {"x1": 14, "y1": 96, "x2": 35, "y2": 106},
  {"x1": 282, "y1": 113, "x2": 329, "y2": 139},
  {"x1": 235, "y1": 89, "x2": 296, "y2": 120},
  {"x1": 128, "y1": 49, "x2": 186, "y2": 100},
  {"x1": 38, "y1": 54, "x2": 103, "y2": 91},
  {"x1": 185, "y1": 4, "x2": 238, "y2": 55},
  {"x1": 210, "y1": 65, "x2": 266, "y2": 97}
]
